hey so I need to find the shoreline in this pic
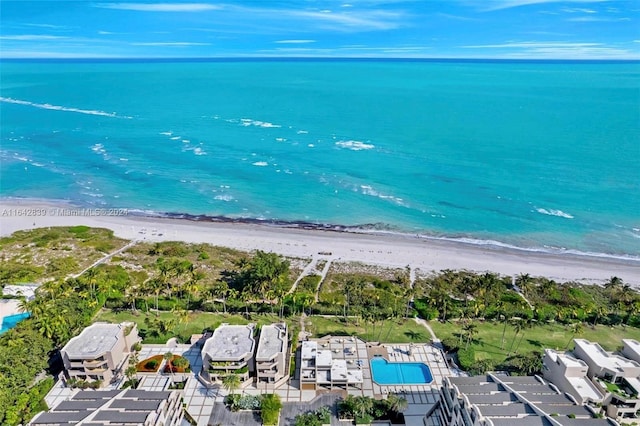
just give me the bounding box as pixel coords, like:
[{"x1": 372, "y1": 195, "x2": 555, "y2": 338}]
[{"x1": 1, "y1": 197, "x2": 639, "y2": 284}]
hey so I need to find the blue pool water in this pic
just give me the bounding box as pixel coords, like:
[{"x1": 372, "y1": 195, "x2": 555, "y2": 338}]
[
  {"x1": 0, "y1": 312, "x2": 30, "y2": 334},
  {"x1": 370, "y1": 358, "x2": 433, "y2": 385}
]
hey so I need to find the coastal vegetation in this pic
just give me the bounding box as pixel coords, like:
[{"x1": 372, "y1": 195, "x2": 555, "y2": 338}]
[{"x1": 1, "y1": 227, "x2": 639, "y2": 424}]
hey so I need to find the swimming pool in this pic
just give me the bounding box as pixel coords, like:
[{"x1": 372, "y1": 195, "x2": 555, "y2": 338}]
[
  {"x1": 0, "y1": 312, "x2": 30, "y2": 334},
  {"x1": 370, "y1": 358, "x2": 433, "y2": 385}
]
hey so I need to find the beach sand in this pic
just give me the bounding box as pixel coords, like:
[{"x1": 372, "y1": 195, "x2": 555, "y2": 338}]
[{"x1": 1, "y1": 198, "x2": 639, "y2": 285}]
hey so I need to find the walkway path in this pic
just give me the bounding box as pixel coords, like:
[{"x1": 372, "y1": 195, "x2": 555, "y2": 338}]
[
  {"x1": 413, "y1": 317, "x2": 438, "y2": 342},
  {"x1": 288, "y1": 256, "x2": 319, "y2": 295},
  {"x1": 314, "y1": 258, "x2": 333, "y2": 302},
  {"x1": 70, "y1": 240, "x2": 137, "y2": 279}
]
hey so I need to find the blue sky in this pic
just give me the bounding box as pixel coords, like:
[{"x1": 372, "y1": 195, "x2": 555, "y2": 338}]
[{"x1": 1, "y1": 0, "x2": 638, "y2": 59}]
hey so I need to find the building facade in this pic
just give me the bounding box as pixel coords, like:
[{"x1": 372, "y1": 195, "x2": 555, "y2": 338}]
[
  {"x1": 61, "y1": 322, "x2": 140, "y2": 387},
  {"x1": 542, "y1": 349, "x2": 605, "y2": 405},
  {"x1": 572, "y1": 339, "x2": 640, "y2": 421},
  {"x1": 255, "y1": 323, "x2": 289, "y2": 388}
]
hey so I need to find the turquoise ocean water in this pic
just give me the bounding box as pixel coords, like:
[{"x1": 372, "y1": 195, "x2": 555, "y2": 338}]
[{"x1": 1, "y1": 59, "x2": 639, "y2": 257}]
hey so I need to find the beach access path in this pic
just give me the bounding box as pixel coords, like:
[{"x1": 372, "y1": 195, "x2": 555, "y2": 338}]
[{"x1": 1, "y1": 199, "x2": 639, "y2": 285}]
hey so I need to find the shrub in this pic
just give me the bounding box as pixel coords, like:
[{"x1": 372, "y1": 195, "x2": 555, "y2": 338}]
[
  {"x1": 441, "y1": 337, "x2": 460, "y2": 353},
  {"x1": 457, "y1": 347, "x2": 476, "y2": 371},
  {"x1": 260, "y1": 393, "x2": 282, "y2": 425},
  {"x1": 145, "y1": 360, "x2": 158, "y2": 369}
]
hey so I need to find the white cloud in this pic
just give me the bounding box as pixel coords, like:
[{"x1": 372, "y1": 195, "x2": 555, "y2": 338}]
[
  {"x1": 568, "y1": 16, "x2": 629, "y2": 22},
  {"x1": 130, "y1": 42, "x2": 211, "y2": 46},
  {"x1": 274, "y1": 39, "x2": 316, "y2": 44},
  {"x1": 461, "y1": 41, "x2": 637, "y2": 59},
  {"x1": 463, "y1": 41, "x2": 602, "y2": 48},
  {"x1": 471, "y1": 0, "x2": 609, "y2": 12},
  {"x1": 289, "y1": 10, "x2": 405, "y2": 31},
  {"x1": 0, "y1": 35, "x2": 68, "y2": 40},
  {"x1": 95, "y1": 3, "x2": 221, "y2": 12}
]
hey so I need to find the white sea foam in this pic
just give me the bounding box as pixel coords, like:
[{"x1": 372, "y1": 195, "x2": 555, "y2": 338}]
[
  {"x1": 193, "y1": 147, "x2": 207, "y2": 156},
  {"x1": 275, "y1": 138, "x2": 287, "y2": 142},
  {"x1": 297, "y1": 130, "x2": 309, "y2": 134},
  {"x1": 335, "y1": 140, "x2": 375, "y2": 151},
  {"x1": 214, "y1": 194, "x2": 234, "y2": 202},
  {"x1": 359, "y1": 184, "x2": 407, "y2": 207},
  {"x1": 160, "y1": 131, "x2": 173, "y2": 136},
  {"x1": 308, "y1": 144, "x2": 315, "y2": 148},
  {"x1": 252, "y1": 161, "x2": 269, "y2": 167},
  {"x1": 182, "y1": 139, "x2": 190, "y2": 143},
  {"x1": 170, "y1": 136, "x2": 181, "y2": 140},
  {"x1": 0, "y1": 97, "x2": 132, "y2": 119},
  {"x1": 535, "y1": 208, "x2": 574, "y2": 219},
  {"x1": 240, "y1": 118, "x2": 282, "y2": 128}
]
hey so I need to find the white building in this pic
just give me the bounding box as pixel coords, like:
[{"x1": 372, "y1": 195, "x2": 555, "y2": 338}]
[
  {"x1": 572, "y1": 339, "x2": 640, "y2": 421},
  {"x1": 542, "y1": 349, "x2": 605, "y2": 404},
  {"x1": 299, "y1": 340, "x2": 362, "y2": 390}
]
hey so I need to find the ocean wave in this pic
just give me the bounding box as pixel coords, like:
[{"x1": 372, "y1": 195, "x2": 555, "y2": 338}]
[
  {"x1": 297, "y1": 130, "x2": 309, "y2": 134},
  {"x1": 335, "y1": 140, "x2": 375, "y2": 151},
  {"x1": 159, "y1": 131, "x2": 173, "y2": 136},
  {"x1": 0, "y1": 97, "x2": 132, "y2": 119},
  {"x1": 170, "y1": 136, "x2": 181, "y2": 140},
  {"x1": 240, "y1": 118, "x2": 281, "y2": 128},
  {"x1": 359, "y1": 184, "x2": 408, "y2": 207},
  {"x1": 193, "y1": 147, "x2": 206, "y2": 156},
  {"x1": 214, "y1": 194, "x2": 234, "y2": 202},
  {"x1": 308, "y1": 144, "x2": 315, "y2": 148},
  {"x1": 275, "y1": 137, "x2": 287, "y2": 142},
  {"x1": 535, "y1": 208, "x2": 574, "y2": 219},
  {"x1": 252, "y1": 161, "x2": 269, "y2": 167}
]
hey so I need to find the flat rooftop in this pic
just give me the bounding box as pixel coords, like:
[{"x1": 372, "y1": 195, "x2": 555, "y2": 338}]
[
  {"x1": 62, "y1": 322, "x2": 125, "y2": 358},
  {"x1": 623, "y1": 339, "x2": 640, "y2": 362},
  {"x1": 202, "y1": 323, "x2": 255, "y2": 360},
  {"x1": 256, "y1": 323, "x2": 286, "y2": 361},
  {"x1": 575, "y1": 339, "x2": 640, "y2": 373},
  {"x1": 567, "y1": 376, "x2": 604, "y2": 401},
  {"x1": 301, "y1": 341, "x2": 317, "y2": 360},
  {"x1": 317, "y1": 350, "x2": 333, "y2": 367},
  {"x1": 545, "y1": 349, "x2": 587, "y2": 368}
]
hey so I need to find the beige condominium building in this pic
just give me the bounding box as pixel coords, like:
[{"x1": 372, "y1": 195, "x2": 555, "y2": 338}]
[
  {"x1": 201, "y1": 323, "x2": 256, "y2": 387},
  {"x1": 61, "y1": 322, "x2": 140, "y2": 387},
  {"x1": 255, "y1": 323, "x2": 289, "y2": 388}
]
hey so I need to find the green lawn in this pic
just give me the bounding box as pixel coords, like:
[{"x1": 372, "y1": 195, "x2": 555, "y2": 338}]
[
  {"x1": 306, "y1": 316, "x2": 430, "y2": 343},
  {"x1": 95, "y1": 309, "x2": 293, "y2": 344},
  {"x1": 429, "y1": 320, "x2": 640, "y2": 364}
]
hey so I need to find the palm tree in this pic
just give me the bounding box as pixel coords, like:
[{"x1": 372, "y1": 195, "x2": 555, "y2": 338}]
[
  {"x1": 508, "y1": 319, "x2": 525, "y2": 355},
  {"x1": 352, "y1": 396, "x2": 373, "y2": 420},
  {"x1": 164, "y1": 352, "x2": 175, "y2": 381},
  {"x1": 222, "y1": 374, "x2": 241, "y2": 395},
  {"x1": 514, "y1": 319, "x2": 535, "y2": 353},
  {"x1": 386, "y1": 393, "x2": 408, "y2": 413},
  {"x1": 565, "y1": 322, "x2": 584, "y2": 349},
  {"x1": 463, "y1": 322, "x2": 478, "y2": 349},
  {"x1": 125, "y1": 365, "x2": 137, "y2": 387}
]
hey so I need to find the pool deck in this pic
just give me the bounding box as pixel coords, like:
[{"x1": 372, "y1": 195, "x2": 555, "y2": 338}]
[{"x1": 0, "y1": 299, "x2": 21, "y2": 319}]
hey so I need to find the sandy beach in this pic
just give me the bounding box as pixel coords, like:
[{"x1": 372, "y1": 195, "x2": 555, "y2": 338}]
[{"x1": 1, "y1": 198, "x2": 639, "y2": 285}]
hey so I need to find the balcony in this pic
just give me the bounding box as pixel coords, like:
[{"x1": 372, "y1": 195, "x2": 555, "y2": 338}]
[{"x1": 84, "y1": 358, "x2": 107, "y2": 367}]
